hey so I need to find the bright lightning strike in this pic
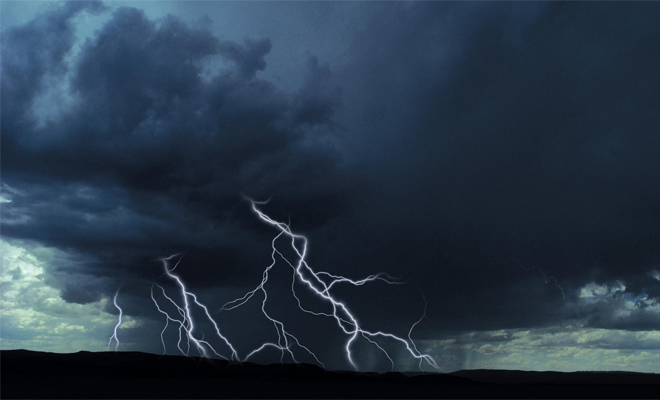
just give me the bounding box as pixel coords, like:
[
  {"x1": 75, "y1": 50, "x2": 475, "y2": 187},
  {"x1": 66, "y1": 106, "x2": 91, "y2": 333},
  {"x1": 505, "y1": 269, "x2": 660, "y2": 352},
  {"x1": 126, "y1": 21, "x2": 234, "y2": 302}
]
[
  {"x1": 147, "y1": 199, "x2": 439, "y2": 372},
  {"x1": 107, "y1": 289, "x2": 122, "y2": 351},
  {"x1": 217, "y1": 197, "x2": 439, "y2": 371},
  {"x1": 149, "y1": 255, "x2": 239, "y2": 360}
]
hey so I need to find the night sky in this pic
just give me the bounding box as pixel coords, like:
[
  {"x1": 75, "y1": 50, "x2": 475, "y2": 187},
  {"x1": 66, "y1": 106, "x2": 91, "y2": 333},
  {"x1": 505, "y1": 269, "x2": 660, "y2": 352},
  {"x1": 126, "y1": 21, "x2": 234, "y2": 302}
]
[{"x1": 2, "y1": 1, "x2": 660, "y2": 373}]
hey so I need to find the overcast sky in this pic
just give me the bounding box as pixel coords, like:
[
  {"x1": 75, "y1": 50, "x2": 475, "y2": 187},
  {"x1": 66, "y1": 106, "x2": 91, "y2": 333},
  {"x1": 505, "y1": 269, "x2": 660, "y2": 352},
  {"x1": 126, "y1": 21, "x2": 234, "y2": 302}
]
[{"x1": 2, "y1": 0, "x2": 660, "y2": 373}]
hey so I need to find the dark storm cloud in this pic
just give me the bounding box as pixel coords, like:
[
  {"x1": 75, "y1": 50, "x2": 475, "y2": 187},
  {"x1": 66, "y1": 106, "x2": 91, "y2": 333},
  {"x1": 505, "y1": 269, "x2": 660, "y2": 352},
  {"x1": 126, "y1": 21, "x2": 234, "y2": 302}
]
[
  {"x1": 0, "y1": 0, "x2": 106, "y2": 121},
  {"x1": 320, "y1": 1, "x2": 660, "y2": 333},
  {"x1": 2, "y1": 4, "x2": 351, "y2": 302},
  {"x1": 588, "y1": 303, "x2": 660, "y2": 332},
  {"x1": 218, "y1": 37, "x2": 271, "y2": 80},
  {"x1": 2, "y1": 0, "x2": 659, "y2": 343}
]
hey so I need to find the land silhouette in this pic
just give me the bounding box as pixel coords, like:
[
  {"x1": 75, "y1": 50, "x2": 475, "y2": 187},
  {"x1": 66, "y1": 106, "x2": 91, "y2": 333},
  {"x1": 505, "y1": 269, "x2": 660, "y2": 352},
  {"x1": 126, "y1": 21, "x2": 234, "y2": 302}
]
[{"x1": 1, "y1": 350, "x2": 657, "y2": 398}]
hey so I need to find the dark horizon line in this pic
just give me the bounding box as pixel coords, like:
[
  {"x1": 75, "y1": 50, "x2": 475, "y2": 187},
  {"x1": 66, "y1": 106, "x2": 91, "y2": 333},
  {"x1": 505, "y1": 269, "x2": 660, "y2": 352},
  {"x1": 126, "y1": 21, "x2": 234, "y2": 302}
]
[{"x1": 2, "y1": 348, "x2": 658, "y2": 377}]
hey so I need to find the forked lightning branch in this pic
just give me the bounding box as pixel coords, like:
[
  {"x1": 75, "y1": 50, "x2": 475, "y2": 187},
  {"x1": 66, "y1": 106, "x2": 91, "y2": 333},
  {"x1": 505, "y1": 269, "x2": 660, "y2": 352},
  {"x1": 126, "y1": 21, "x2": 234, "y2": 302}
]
[{"x1": 111, "y1": 198, "x2": 439, "y2": 372}]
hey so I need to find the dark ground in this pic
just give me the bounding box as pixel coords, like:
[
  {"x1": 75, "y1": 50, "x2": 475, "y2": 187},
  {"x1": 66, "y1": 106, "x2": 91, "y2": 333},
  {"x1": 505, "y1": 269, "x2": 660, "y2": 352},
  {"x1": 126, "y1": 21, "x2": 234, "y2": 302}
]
[{"x1": 1, "y1": 350, "x2": 658, "y2": 399}]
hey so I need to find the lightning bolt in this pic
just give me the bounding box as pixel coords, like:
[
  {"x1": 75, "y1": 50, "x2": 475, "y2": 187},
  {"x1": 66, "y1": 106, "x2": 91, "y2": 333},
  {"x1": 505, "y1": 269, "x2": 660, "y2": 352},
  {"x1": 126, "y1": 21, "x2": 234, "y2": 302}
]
[
  {"x1": 220, "y1": 230, "x2": 325, "y2": 367},
  {"x1": 107, "y1": 289, "x2": 122, "y2": 351},
  {"x1": 147, "y1": 198, "x2": 439, "y2": 372},
  {"x1": 149, "y1": 255, "x2": 239, "y2": 360},
  {"x1": 516, "y1": 259, "x2": 566, "y2": 300},
  {"x1": 217, "y1": 197, "x2": 439, "y2": 371}
]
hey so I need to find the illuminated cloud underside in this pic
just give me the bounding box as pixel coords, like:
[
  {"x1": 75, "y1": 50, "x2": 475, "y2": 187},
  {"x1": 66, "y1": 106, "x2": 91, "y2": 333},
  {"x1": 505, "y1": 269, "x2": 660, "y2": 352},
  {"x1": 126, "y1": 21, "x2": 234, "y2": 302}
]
[{"x1": 0, "y1": 239, "x2": 138, "y2": 352}]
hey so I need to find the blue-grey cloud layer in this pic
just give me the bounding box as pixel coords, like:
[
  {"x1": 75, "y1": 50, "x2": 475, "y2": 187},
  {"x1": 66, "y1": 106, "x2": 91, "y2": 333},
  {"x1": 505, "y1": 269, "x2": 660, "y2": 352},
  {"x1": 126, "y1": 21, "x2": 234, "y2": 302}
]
[
  {"x1": 2, "y1": 2, "x2": 350, "y2": 302},
  {"x1": 2, "y1": 1, "x2": 660, "y2": 369}
]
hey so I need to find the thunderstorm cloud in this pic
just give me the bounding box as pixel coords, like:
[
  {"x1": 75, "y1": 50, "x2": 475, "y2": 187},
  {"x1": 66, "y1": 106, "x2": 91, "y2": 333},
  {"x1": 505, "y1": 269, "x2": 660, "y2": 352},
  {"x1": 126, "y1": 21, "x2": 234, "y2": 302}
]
[{"x1": 1, "y1": 1, "x2": 659, "y2": 372}]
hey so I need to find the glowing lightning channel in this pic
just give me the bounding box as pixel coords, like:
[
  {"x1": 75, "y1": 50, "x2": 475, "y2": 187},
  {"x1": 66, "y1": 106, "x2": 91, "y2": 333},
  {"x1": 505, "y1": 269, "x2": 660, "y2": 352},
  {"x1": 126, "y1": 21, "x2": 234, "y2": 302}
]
[
  {"x1": 218, "y1": 197, "x2": 439, "y2": 372},
  {"x1": 220, "y1": 230, "x2": 326, "y2": 368},
  {"x1": 516, "y1": 260, "x2": 566, "y2": 300},
  {"x1": 150, "y1": 255, "x2": 239, "y2": 361},
  {"x1": 107, "y1": 289, "x2": 122, "y2": 351}
]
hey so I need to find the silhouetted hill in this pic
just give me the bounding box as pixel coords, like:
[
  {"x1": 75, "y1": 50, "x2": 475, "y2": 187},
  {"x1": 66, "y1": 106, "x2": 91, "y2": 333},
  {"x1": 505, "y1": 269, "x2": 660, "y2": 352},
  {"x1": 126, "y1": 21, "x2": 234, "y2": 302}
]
[
  {"x1": 1, "y1": 350, "x2": 657, "y2": 398},
  {"x1": 449, "y1": 368, "x2": 660, "y2": 385}
]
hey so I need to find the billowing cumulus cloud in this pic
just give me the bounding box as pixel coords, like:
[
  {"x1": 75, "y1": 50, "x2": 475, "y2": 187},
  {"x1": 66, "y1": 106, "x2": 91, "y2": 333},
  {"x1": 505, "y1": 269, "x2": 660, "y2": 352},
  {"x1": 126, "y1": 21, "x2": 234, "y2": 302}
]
[
  {"x1": 0, "y1": 238, "x2": 132, "y2": 352},
  {"x1": 2, "y1": 3, "x2": 351, "y2": 297}
]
